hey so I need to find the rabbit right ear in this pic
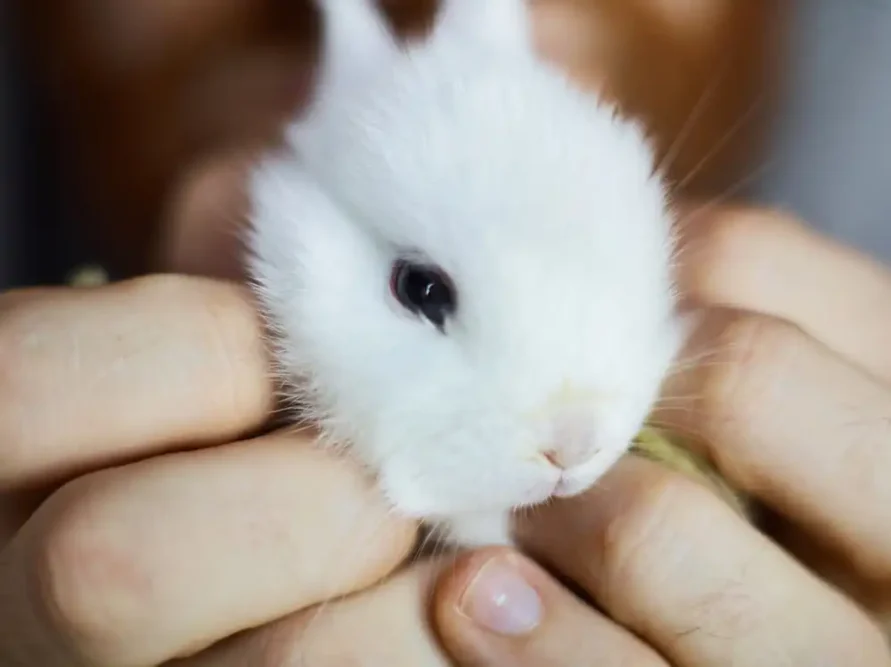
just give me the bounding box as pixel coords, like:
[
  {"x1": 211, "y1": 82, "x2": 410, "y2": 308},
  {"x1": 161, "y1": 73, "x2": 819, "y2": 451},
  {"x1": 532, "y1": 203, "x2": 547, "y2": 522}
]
[
  {"x1": 309, "y1": 1, "x2": 399, "y2": 108},
  {"x1": 430, "y1": 0, "x2": 532, "y2": 56}
]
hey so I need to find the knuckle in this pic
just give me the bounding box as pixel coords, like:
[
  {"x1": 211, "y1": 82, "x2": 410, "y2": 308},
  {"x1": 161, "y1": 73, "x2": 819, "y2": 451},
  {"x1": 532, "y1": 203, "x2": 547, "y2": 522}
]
[
  {"x1": 699, "y1": 206, "x2": 757, "y2": 256},
  {"x1": 30, "y1": 483, "x2": 150, "y2": 665},
  {"x1": 684, "y1": 208, "x2": 754, "y2": 290},
  {"x1": 599, "y1": 465, "x2": 718, "y2": 611},
  {"x1": 598, "y1": 466, "x2": 759, "y2": 648},
  {"x1": 697, "y1": 206, "x2": 801, "y2": 264},
  {"x1": 686, "y1": 206, "x2": 803, "y2": 297},
  {"x1": 192, "y1": 285, "x2": 265, "y2": 421},
  {"x1": 125, "y1": 274, "x2": 265, "y2": 425},
  {"x1": 700, "y1": 315, "x2": 800, "y2": 453}
]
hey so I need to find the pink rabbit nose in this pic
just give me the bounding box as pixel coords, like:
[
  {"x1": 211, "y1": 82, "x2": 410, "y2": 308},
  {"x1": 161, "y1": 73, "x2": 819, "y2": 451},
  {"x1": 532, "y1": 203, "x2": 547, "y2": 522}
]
[
  {"x1": 542, "y1": 449, "x2": 564, "y2": 469},
  {"x1": 543, "y1": 411, "x2": 599, "y2": 470}
]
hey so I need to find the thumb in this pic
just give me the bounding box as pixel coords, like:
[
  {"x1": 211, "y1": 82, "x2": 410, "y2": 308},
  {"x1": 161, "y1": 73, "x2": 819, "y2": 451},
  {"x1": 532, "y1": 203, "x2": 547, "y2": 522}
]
[{"x1": 432, "y1": 547, "x2": 666, "y2": 666}]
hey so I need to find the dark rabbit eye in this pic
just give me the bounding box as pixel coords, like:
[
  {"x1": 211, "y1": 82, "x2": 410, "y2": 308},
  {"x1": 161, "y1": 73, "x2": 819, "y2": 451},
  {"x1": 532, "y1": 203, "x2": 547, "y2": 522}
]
[{"x1": 390, "y1": 259, "x2": 457, "y2": 330}]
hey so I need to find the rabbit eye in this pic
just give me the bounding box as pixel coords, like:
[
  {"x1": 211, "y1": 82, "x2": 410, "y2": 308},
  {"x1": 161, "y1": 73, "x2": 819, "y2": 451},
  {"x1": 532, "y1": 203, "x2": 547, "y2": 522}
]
[{"x1": 390, "y1": 259, "x2": 457, "y2": 331}]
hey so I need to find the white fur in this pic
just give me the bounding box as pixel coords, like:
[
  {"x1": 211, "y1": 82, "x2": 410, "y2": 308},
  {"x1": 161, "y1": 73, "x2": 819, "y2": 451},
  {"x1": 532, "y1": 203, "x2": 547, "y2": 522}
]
[{"x1": 247, "y1": 0, "x2": 686, "y2": 547}]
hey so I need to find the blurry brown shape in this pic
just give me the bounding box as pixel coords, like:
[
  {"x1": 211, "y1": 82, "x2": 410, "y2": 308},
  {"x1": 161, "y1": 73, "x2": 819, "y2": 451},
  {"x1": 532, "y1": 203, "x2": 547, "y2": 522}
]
[{"x1": 17, "y1": 0, "x2": 781, "y2": 277}]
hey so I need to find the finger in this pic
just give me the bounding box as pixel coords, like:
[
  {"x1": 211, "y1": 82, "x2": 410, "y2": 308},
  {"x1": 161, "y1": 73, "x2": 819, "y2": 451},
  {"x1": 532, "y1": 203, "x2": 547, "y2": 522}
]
[
  {"x1": 658, "y1": 311, "x2": 891, "y2": 583},
  {"x1": 676, "y1": 205, "x2": 891, "y2": 383},
  {"x1": 518, "y1": 457, "x2": 891, "y2": 666},
  {"x1": 434, "y1": 547, "x2": 669, "y2": 667},
  {"x1": 0, "y1": 431, "x2": 418, "y2": 667},
  {"x1": 0, "y1": 275, "x2": 273, "y2": 492},
  {"x1": 157, "y1": 154, "x2": 252, "y2": 280},
  {"x1": 171, "y1": 560, "x2": 451, "y2": 667},
  {"x1": 758, "y1": 507, "x2": 891, "y2": 627}
]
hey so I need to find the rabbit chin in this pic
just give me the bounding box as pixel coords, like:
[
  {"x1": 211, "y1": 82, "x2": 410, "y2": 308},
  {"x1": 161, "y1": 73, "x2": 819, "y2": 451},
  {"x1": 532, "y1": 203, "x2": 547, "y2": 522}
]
[
  {"x1": 430, "y1": 471, "x2": 600, "y2": 546},
  {"x1": 408, "y1": 476, "x2": 582, "y2": 548},
  {"x1": 379, "y1": 472, "x2": 538, "y2": 548},
  {"x1": 437, "y1": 511, "x2": 516, "y2": 548}
]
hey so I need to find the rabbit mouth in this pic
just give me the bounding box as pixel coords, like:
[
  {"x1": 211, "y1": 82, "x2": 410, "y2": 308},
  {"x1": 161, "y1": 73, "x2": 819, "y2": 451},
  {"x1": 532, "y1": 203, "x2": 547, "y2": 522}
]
[{"x1": 550, "y1": 446, "x2": 629, "y2": 499}]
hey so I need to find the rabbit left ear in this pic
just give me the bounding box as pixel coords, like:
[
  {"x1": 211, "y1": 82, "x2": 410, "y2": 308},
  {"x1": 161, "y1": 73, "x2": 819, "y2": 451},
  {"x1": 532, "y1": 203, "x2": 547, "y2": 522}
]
[
  {"x1": 429, "y1": 0, "x2": 533, "y2": 57},
  {"x1": 292, "y1": 0, "x2": 399, "y2": 143}
]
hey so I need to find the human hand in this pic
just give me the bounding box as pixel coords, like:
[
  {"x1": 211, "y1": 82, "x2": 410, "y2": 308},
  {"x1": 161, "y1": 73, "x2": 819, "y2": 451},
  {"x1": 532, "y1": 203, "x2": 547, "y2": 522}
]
[
  {"x1": 135, "y1": 208, "x2": 891, "y2": 667},
  {"x1": 423, "y1": 206, "x2": 891, "y2": 666},
  {"x1": 0, "y1": 276, "x2": 416, "y2": 666}
]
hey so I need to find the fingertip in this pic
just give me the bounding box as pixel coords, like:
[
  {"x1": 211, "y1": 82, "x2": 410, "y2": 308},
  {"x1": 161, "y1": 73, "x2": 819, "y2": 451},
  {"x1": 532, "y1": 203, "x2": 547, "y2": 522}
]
[
  {"x1": 433, "y1": 546, "x2": 549, "y2": 667},
  {"x1": 434, "y1": 547, "x2": 514, "y2": 625},
  {"x1": 431, "y1": 540, "x2": 673, "y2": 667}
]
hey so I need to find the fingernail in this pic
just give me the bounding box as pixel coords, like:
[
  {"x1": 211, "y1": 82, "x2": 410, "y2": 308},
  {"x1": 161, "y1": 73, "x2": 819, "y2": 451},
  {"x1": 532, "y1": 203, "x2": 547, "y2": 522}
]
[{"x1": 458, "y1": 556, "x2": 543, "y2": 636}]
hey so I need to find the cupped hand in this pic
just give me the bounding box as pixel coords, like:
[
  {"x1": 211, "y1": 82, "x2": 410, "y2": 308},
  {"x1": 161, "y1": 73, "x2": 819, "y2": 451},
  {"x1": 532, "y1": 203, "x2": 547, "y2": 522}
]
[
  {"x1": 0, "y1": 276, "x2": 416, "y2": 666},
  {"x1": 132, "y1": 207, "x2": 891, "y2": 667},
  {"x1": 424, "y1": 206, "x2": 891, "y2": 666}
]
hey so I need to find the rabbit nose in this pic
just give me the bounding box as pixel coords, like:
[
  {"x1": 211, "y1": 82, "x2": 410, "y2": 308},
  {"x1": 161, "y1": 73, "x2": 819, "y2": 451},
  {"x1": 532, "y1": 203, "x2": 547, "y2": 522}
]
[{"x1": 543, "y1": 412, "x2": 599, "y2": 470}]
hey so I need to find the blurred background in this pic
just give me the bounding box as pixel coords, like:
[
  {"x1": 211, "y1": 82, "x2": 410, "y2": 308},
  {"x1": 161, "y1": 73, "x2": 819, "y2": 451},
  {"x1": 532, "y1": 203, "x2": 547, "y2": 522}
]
[{"x1": 1, "y1": 1, "x2": 888, "y2": 290}]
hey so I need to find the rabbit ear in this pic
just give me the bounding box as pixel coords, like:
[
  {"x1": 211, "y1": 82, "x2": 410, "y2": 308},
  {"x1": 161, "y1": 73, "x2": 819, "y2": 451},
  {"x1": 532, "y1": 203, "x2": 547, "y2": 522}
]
[
  {"x1": 306, "y1": 1, "x2": 398, "y2": 111},
  {"x1": 430, "y1": 0, "x2": 532, "y2": 56}
]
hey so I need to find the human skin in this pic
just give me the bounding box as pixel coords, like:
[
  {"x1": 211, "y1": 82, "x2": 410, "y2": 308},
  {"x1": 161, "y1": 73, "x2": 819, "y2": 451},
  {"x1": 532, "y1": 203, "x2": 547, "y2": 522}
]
[
  {"x1": 172, "y1": 207, "x2": 891, "y2": 666},
  {"x1": 2, "y1": 206, "x2": 890, "y2": 666},
  {"x1": 427, "y1": 208, "x2": 891, "y2": 666},
  {"x1": 3, "y1": 1, "x2": 887, "y2": 664}
]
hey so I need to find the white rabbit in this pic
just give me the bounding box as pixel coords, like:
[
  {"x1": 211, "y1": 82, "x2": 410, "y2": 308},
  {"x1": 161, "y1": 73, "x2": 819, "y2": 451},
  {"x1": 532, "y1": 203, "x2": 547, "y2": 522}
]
[{"x1": 246, "y1": 0, "x2": 687, "y2": 547}]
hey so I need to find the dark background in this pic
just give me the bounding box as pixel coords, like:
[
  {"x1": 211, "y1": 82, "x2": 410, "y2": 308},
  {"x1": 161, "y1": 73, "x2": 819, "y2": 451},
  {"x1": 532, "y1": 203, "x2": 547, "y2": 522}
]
[
  {"x1": 2, "y1": 0, "x2": 889, "y2": 292},
  {"x1": 3, "y1": 1, "x2": 96, "y2": 290}
]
